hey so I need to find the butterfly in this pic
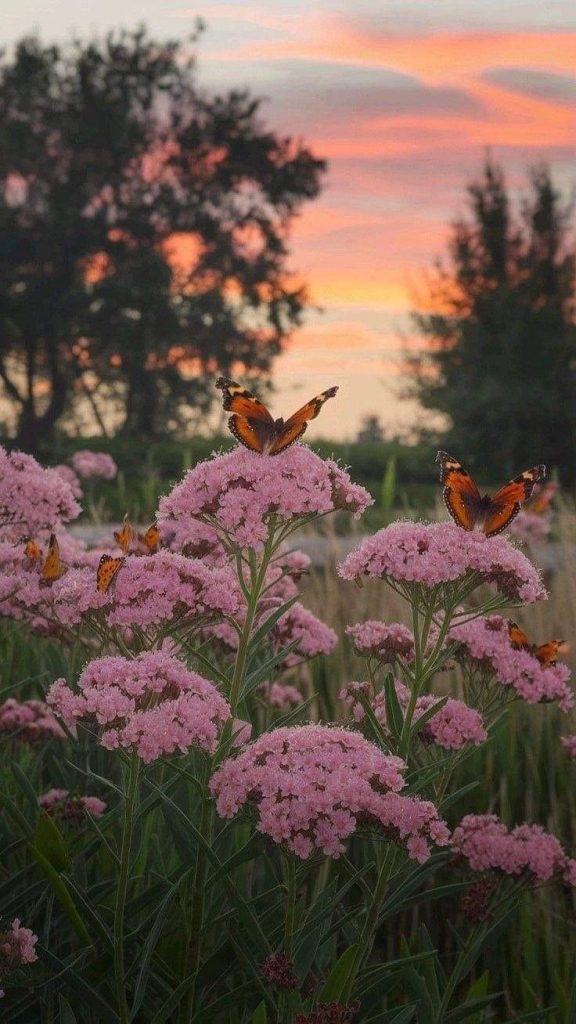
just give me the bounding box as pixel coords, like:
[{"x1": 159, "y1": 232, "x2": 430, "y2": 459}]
[
  {"x1": 40, "y1": 534, "x2": 68, "y2": 585},
  {"x1": 96, "y1": 554, "x2": 125, "y2": 593},
  {"x1": 526, "y1": 481, "x2": 559, "y2": 515},
  {"x1": 114, "y1": 515, "x2": 136, "y2": 555},
  {"x1": 216, "y1": 377, "x2": 338, "y2": 455},
  {"x1": 114, "y1": 516, "x2": 160, "y2": 555},
  {"x1": 436, "y1": 451, "x2": 546, "y2": 537},
  {"x1": 507, "y1": 621, "x2": 565, "y2": 667},
  {"x1": 23, "y1": 537, "x2": 43, "y2": 564},
  {"x1": 139, "y1": 522, "x2": 160, "y2": 554}
]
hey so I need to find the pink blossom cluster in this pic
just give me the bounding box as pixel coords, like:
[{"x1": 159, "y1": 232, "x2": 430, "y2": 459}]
[
  {"x1": 451, "y1": 814, "x2": 576, "y2": 887},
  {"x1": 271, "y1": 602, "x2": 337, "y2": 665},
  {"x1": 508, "y1": 510, "x2": 552, "y2": 546},
  {"x1": 0, "y1": 549, "x2": 107, "y2": 630},
  {"x1": 210, "y1": 724, "x2": 450, "y2": 861},
  {"x1": 47, "y1": 651, "x2": 230, "y2": 763},
  {"x1": 0, "y1": 919, "x2": 38, "y2": 997},
  {"x1": 339, "y1": 680, "x2": 487, "y2": 750},
  {"x1": 451, "y1": 615, "x2": 573, "y2": 711},
  {"x1": 346, "y1": 621, "x2": 414, "y2": 664},
  {"x1": 70, "y1": 449, "x2": 118, "y2": 480},
  {"x1": 338, "y1": 522, "x2": 545, "y2": 603},
  {"x1": 53, "y1": 464, "x2": 83, "y2": 499},
  {"x1": 561, "y1": 735, "x2": 576, "y2": 760},
  {"x1": 104, "y1": 552, "x2": 242, "y2": 628},
  {"x1": 0, "y1": 699, "x2": 66, "y2": 743},
  {"x1": 0, "y1": 446, "x2": 80, "y2": 541},
  {"x1": 39, "y1": 788, "x2": 107, "y2": 819},
  {"x1": 261, "y1": 682, "x2": 304, "y2": 709},
  {"x1": 158, "y1": 446, "x2": 372, "y2": 550},
  {"x1": 158, "y1": 518, "x2": 227, "y2": 564}
]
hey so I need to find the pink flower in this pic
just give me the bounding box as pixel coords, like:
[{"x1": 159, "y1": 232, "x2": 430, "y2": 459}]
[
  {"x1": 159, "y1": 518, "x2": 227, "y2": 565},
  {"x1": 339, "y1": 522, "x2": 545, "y2": 603},
  {"x1": 508, "y1": 510, "x2": 552, "y2": 546},
  {"x1": 158, "y1": 446, "x2": 372, "y2": 550},
  {"x1": 70, "y1": 450, "x2": 117, "y2": 480},
  {"x1": 0, "y1": 699, "x2": 66, "y2": 743},
  {"x1": 0, "y1": 446, "x2": 80, "y2": 541},
  {"x1": 451, "y1": 615, "x2": 573, "y2": 711},
  {"x1": 261, "y1": 682, "x2": 304, "y2": 709},
  {"x1": 0, "y1": 919, "x2": 38, "y2": 994},
  {"x1": 39, "y1": 788, "x2": 107, "y2": 819},
  {"x1": 271, "y1": 603, "x2": 337, "y2": 664},
  {"x1": 561, "y1": 735, "x2": 576, "y2": 760},
  {"x1": 346, "y1": 621, "x2": 414, "y2": 664},
  {"x1": 47, "y1": 651, "x2": 230, "y2": 763},
  {"x1": 52, "y1": 464, "x2": 83, "y2": 499},
  {"x1": 452, "y1": 814, "x2": 576, "y2": 887},
  {"x1": 210, "y1": 724, "x2": 450, "y2": 860}
]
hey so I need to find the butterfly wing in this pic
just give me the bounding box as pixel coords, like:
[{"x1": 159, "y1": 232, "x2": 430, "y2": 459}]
[
  {"x1": 96, "y1": 554, "x2": 125, "y2": 593},
  {"x1": 41, "y1": 534, "x2": 66, "y2": 583},
  {"x1": 114, "y1": 515, "x2": 136, "y2": 554},
  {"x1": 267, "y1": 386, "x2": 339, "y2": 456},
  {"x1": 24, "y1": 538, "x2": 43, "y2": 563},
  {"x1": 435, "y1": 451, "x2": 482, "y2": 531},
  {"x1": 215, "y1": 377, "x2": 276, "y2": 453},
  {"x1": 139, "y1": 523, "x2": 160, "y2": 554},
  {"x1": 507, "y1": 620, "x2": 531, "y2": 651},
  {"x1": 483, "y1": 465, "x2": 546, "y2": 537},
  {"x1": 533, "y1": 640, "x2": 564, "y2": 667},
  {"x1": 529, "y1": 482, "x2": 558, "y2": 515}
]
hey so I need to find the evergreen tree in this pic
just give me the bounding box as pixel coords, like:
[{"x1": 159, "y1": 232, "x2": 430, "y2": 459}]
[
  {"x1": 407, "y1": 160, "x2": 576, "y2": 483},
  {"x1": 0, "y1": 29, "x2": 325, "y2": 448}
]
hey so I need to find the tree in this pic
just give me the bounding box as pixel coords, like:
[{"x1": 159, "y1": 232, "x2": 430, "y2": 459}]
[
  {"x1": 356, "y1": 414, "x2": 385, "y2": 444},
  {"x1": 407, "y1": 160, "x2": 576, "y2": 483},
  {"x1": 0, "y1": 28, "x2": 325, "y2": 448}
]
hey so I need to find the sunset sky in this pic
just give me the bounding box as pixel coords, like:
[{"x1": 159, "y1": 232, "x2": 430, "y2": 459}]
[{"x1": 4, "y1": 1, "x2": 576, "y2": 439}]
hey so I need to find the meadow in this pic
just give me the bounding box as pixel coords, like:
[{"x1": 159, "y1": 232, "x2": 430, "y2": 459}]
[{"x1": 0, "y1": 439, "x2": 575, "y2": 1023}]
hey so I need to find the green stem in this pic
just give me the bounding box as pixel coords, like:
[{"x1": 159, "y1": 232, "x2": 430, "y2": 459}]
[
  {"x1": 343, "y1": 846, "x2": 396, "y2": 1001},
  {"x1": 114, "y1": 755, "x2": 140, "y2": 1024},
  {"x1": 183, "y1": 792, "x2": 212, "y2": 1022},
  {"x1": 229, "y1": 532, "x2": 276, "y2": 716},
  {"x1": 277, "y1": 855, "x2": 297, "y2": 1024}
]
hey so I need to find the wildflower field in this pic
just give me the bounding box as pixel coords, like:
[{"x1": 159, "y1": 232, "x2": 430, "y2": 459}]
[{"x1": 1, "y1": 440, "x2": 575, "y2": 1023}]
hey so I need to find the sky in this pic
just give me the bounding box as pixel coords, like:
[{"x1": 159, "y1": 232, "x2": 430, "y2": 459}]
[{"x1": 3, "y1": 1, "x2": 576, "y2": 440}]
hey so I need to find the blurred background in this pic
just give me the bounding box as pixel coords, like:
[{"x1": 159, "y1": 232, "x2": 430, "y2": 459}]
[{"x1": 1, "y1": 0, "x2": 575, "y2": 494}]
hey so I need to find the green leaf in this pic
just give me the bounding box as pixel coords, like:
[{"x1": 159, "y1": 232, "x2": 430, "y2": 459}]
[
  {"x1": 384, "y1": 673, "x2": 404, "y2": 740},
  {"x1": 130, "y1": 872, "x2": 190, "y2": 1021},
  {"x1": 29, "y1": 849, "x2": 90, "y2": 944},
  {"x1": 247, "y1": 595, "x2": 299, "y2": 653},
  {"x1": 410, "y1": 695, "x2": 448, "y2": 733},
  {"x1": 243, "y1": 640, "x2": 300, "y2": 696},
  {"x1": 318, "y1": 944, "x2": 360, "y2": 1004},
  {"x1": 12, "y1": 762, "x2": 41, "y2": 817},
  {"x1": 250, "y1": 1002, "x2": 268, "y2": 1024},
  {"x1": 34, "y1": 813, "x2": 70, "y2": 872},
  {"x1": 38, "y1": 946, "x2": 118, "y2": 1022},
  {"x1": 58, "y1": 995, "x2": 78, "y2": 1024},
  {"x1": 389, "y1": 1007, "x2": 417, "y2": 1023}
]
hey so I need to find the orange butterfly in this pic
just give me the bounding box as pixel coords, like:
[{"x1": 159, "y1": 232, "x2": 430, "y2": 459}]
[
  {"x1": 96, "y1": 554, "x2": 125, "y2": 593},
  {"x1": 436, "y1": 451, "x2": 545, "y2": 537},
  {"x1": 139, "y1": 522, "x2": 160, "y2": 554},
  {"x1": 40, "y1": 534, "x2": 68, "y2": 585},
  {"x1": 114, "y1": 515, "x2": 136, "y2": 555},
  {"x1": 23, "y1": 538, "x2": 43, "y2": 564},
  {"x1": 216, "y1": 377, "x2": 338, "y2": 456},
  {"x1": 526, "y1": 481, "x2": 559, "y2": 515},
  {"x1": 507, "y1": 621, "x2": 565, "y2": 668}
]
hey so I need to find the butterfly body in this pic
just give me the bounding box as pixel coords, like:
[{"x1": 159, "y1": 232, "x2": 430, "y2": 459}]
[
  {"x1": 96, "y1": 554, "x2": 125, "y2": 593},
  {"x1": 436, "y1": 451, "x2": 545, "y2": 537},
  {"x1": 216, "y1": 377, "x2": 338, "y2": 455},
  {"x1": 507, "y1": 621, "x2": 564, "y2": 667}
]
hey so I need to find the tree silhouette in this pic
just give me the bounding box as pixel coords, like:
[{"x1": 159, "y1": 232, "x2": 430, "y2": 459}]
[
  {"x1": 407, "y1": 160, "x2": 576, "y2": 483},
  {"x1": 0, "y1": 28, "x2": 325, "y2": 448}
]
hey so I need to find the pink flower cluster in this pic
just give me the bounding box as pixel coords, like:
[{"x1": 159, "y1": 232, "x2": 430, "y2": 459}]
[
  {"x1": 210, "y1": 724, "x2": 450, "y2": 861},
  {"x1": 261, "y1": 682, "x2": 304, "y2": 709},
  {"x1": 159, "y1": 518, "x2": 226, "y2": 565},
  {"x1": 53, "y1": 464, "x2": 83, "y2": 499},
  {"x1": 451, "y1": 615, "x2": 573, "y2": 711},
  {"x1": 340, "y1": 681, "x2": 487, "y2": 750},
  {"x1": 0, "y1": 919, "x2": 38, "y2": 997},
  {"x1": 338, "y1": 522, "x2": 545, "y2": 603},
  {"x1": 0, "y1": 446, "x2": 80, "y2": 541},
  {"x1": 451, "y1": 814, "x2": 576, "y2": 887},
  {"x1": 508, "y1": 510, "x2": 552, "y2": 547},
  {"x1": 0, "y1": 699, "x2": 66, "y2": 743},
  {"x1": 47, "y1": 651, "x2": 230, "y2": 763},
  {"x1": 271, "y1": 602, "x2": 337, "y2": 665},
  {"x1": 561, "y1": 735, "x2": 576, "y2": 760},
  {"x1": 158, "y1": 446, "x2": 372, "y2": 550},
  {"x1": 70, "y1": 449, "x2": 118, "y2": 480},
  {"x1": 346, "y1": 621, "x2": 414, "y2": 664},
  {"x1": 39, "y1": 788, "x2": 107, "y2": 819},
  {"x1": 104, "y1": 552, "x2": 242, "y2": 628}
]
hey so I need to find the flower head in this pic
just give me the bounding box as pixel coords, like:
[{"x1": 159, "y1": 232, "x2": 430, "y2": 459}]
[
  {"x1": 70, "y1": 450, "x2": 117, "y2": 480},
  {"x1": 0, "y1": 446, "x2": 80, "y2": 541},
  {"x1": 452, "y1": 814, "x2": 576, "y2": 887},
  {"x1": 271, "y1": 602, "x2": 337, "y2": 665},
  {"x1": 451, "y1": 615, "x2": 573, "y2": 711},
  {"x1": 346, "y1": 621, "x2": 414, "y2": 664},
  {"x1": 47, "y1": 651, "x2": 230, "y2": 763},
  {"x1": 158, "y1": 446, "x2": 372, "y2": 550},
  {"x1": 210, "y1": 724, "x2": 449, "y2": 860},
  {"x1": 0, "y1": 699, "x2": 66, "y2": 743},
  {"x1": 339, "y1": 521, "x2": 545, "y2": 603},
  {"x1": 561, "y1": 735, "x2": 576, "y2": 760},
  {"x1": 0, "y1": 919, "x2": 38, "y2": 991},
  {"x1": 52, "y1": 464, "x2": 83, "y2": 500},
  {"x1": 39, "y1": 788, "x2": 106, "y2": 820}
]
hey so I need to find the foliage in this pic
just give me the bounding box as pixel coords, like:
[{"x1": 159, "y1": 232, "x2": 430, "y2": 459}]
[
  {"x1": 0, "y1": 27, "x2": 325, "y2": 448},
  {"x1": 408, "y1": 160, "x2": 576, "y2": 484}
]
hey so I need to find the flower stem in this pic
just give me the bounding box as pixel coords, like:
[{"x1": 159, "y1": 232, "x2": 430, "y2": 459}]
[
  {"x1": 343, "y1": 846, "x2": 396, "y2": 1001},
  {"x1": 114, "y1": 755, "x2": 140, "y2": 1024},
  {"x1": 277, "y1": 854, "x2": 297, "y2": 1024},
  {"x1": 229, "y1": 532, "x2": 276, "y2": 716},
  {"x1": 183, "y1": 790, "x2": 212, "y2": 1022}
]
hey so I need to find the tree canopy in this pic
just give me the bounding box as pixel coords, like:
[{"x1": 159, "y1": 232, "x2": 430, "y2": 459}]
[
  {"x1": 407, "y1": 160, "x2": 576, "y2": 484},
  {"x1": 0, "y1": 27, "x2": 325, "y2": 449}
]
